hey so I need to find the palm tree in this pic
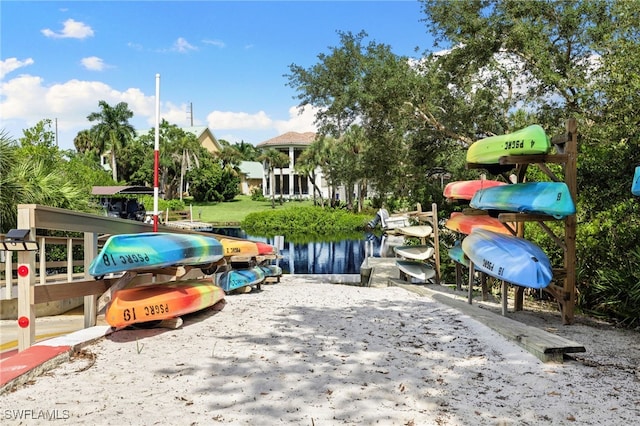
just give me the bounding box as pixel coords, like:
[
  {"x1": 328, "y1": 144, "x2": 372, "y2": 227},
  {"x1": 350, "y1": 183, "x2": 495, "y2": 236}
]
[
  {"x1": 0, "y1": 130, "x2": 87, "y2": 231},
  {"x1": 295, "y1": 148, "x2": 324, "y2": 207},
  {"x1": 258, "y1": 148, "x2": 288, "y2": 208},
  {"x1": 87, "y1": 100, "x2": 135, "y2": 182},
  {"x1": 0, "y1": 131, "x2": 21, "y2": 232},
  {"x1": 274, "y1": 151, "x2": 290, "y2": 205}
]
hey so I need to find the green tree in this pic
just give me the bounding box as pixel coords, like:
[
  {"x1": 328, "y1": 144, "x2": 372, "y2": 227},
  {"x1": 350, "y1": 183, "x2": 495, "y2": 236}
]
[
  {"x1": 258, "y1": 148, "x2": 288, "y2": 208},
  {"x1": 295, "y1": 147, "x2": 325, "y2": 207},
  {"x1": 87, "y1": 100, "x2": 135, "y2": 182},
  {"x1": 286, "y1": 31, "x2": 425, "y2": 200},
  {"x1": 418, "y1": 0, "x2": 640, "y2": 323}
]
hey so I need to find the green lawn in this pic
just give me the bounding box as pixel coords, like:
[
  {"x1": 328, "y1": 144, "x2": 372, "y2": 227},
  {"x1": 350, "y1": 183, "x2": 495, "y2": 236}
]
[{"x1": 188, "y1": 195, "x2": 315, "y2": 224}]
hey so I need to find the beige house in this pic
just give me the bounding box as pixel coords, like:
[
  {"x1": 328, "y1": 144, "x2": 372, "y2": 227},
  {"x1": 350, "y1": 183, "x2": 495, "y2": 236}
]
[
  {"x1": 181, "y1": 126, "x2": 221, "y2": 154},
  {"x1": 238, "y1": 161, "x2": 264, "y2": 195},
  {"x1": 100, "y1": 126, "x2": 221, "y2": 170}
]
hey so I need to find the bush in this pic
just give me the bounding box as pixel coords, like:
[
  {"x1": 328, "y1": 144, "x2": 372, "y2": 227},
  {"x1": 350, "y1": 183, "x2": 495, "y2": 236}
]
[{"x1": 241, "y1": 206, "x2": 370, "y2": 242}]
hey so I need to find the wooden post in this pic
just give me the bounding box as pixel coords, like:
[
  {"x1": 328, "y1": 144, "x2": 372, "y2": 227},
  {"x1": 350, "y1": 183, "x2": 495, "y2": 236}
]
[
  {"x1": 431, "y1": 203, "x2": 441, "y2": 285},
  {"x1": 501, "y1": 280, "x2": 508, "y2": 316},
  {"x1": 467, "y1": 262, "x2": 474, "y2": 304},
  {"x1": 562, "y1": 118, "x2": 578, "y2": 324}
]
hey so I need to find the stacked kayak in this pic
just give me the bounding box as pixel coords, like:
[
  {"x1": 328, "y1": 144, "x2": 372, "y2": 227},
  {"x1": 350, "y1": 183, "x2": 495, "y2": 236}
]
[
  {"x1": 447, "y1": 242, "x2": 469, "y2": 267},
  {"x1": 393, "y1": 245, "x2": 435, "y2": 261},
  {"x1": 88, "y1": 232, "x2": 224, "y2": 276},
  {"x1": 466, "y1": 124, "x2": 551, "y2": 164},
  {"x1": 632, "y1": 166, "x2": 640, "y2": 196},
  {"x1": 470, "y1": 182, "x2": 576, "y2": 219},
  {"x1": 220, "y1": 238, "x2": 260, "y2": 258},
  {"x1": 461, "y1": 228, "x2": 552, "y2": 289},
  {"x1": 104, "y1": 278, "x2": 225, "y2": 328},
  {"x1": 443, "y1": 179, "x2": 506, "y2": 201},
  {"x1": 216, "y1": 266, "x2": 266, "y2": 293},
  {"x1": 396, "y1": 260, "x2": 436, "y2": 282},
  {"x1": 445, "y1": 212, "x2": 511, "y2": 235}
]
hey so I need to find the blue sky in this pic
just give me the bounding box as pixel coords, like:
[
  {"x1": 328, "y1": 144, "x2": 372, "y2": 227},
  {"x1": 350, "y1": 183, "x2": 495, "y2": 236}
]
[{"x1": 1, "y1": 1, "x2": 435, "y2": 150}]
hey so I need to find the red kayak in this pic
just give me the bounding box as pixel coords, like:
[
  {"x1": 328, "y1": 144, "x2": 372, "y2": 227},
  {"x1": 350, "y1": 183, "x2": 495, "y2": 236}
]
[{"x1": 443, "y1": 179, "x2": 506, "y2": 201}]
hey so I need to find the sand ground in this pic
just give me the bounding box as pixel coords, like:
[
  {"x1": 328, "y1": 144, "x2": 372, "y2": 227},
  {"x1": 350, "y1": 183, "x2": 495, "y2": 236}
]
[{"x1": 1, "y1": 276, "x2": 639, "y2": 425}]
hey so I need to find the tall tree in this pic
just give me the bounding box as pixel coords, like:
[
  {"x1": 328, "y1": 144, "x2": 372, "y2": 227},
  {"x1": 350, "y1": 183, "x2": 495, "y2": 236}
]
[
  {"x1": 87, "y1": 100, "x2": 135, "y2": 182},
  {"x1": 258, "y1": 148, "x2": 288, "y2": 208},
  {"x1": 286, "y1": 31, "x2": 422, "y2": 199}
]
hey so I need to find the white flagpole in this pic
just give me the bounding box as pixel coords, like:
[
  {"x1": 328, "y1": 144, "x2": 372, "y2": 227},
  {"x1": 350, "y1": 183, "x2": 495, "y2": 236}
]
[{"x1": 153, "y1": 73, "x2": 160, "y2": 231}]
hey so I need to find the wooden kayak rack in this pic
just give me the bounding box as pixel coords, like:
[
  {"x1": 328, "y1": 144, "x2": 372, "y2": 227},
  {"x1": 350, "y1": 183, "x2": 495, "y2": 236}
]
[{"x1": 466, "y1": 118, "x2": 578, "y2": 324}]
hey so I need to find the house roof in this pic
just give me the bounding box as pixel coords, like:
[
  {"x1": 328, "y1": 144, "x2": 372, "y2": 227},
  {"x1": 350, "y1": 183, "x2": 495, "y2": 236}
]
[
  {"x1": 256, "y1": 131, "x2": 316, "y2": 148},
  {"x1": 239, "y1": 161, "x2": 264, "y2": 179}
]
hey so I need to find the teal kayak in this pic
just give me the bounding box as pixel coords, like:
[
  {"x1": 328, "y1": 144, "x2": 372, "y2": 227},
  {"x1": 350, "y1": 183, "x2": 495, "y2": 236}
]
[
  {"x1": 88, "y1": 232, "x2": 224, "y2": 276},
  {"x1": 466, "y1": 125, "x2": 551, "y2": 164},
  {"x1": 447, "y1": 242, "x2": 469, "y2": 267},
  {"x1": 461, "y1": 228, "x2": 552, "y2": 289},
  {"x1": 632, "y1": 166, "x2": 640, "y2": 196},
  {"x1": 215, "y1": 266, "x2": 266, "y2": 293},
  {"x1": 470, "y1": 182, "x2": 576, "y2": 219}
]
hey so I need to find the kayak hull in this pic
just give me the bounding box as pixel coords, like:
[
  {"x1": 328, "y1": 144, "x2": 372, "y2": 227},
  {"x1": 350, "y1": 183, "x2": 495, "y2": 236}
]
[
  {"x1": 105, "y1": 279, "x2": 225, "y2": 328},
  {"x1": 216, "y1": 266, "x2": 265, "y2": 293},
  {"x1": 445, "y1": 212, "x2": 511, "y2": 235},
  {"x1": 443, "y1": 180, "x2": 506, "y2": 201},
  {"x1": 461, "y1": 228, "x2": 552, "y2": 289},
  {"x1": 466, "y1": 125, "x2": 551, "y2": 164},
  {"x1": 396, "y1": 260, "x2": 436, "y2": 282},
  {"x1": 448, "y1": 243, "x2": 469, "y2": 267},
  {"x1": 470, "y1": 182, "x2": 576, "y2": 219},
  {"x1": 393, "y1": 245, "x2": 435, "y2": 261},
  {"x1": 89, "y1": 232, "x2": 224, "y2": 276}
]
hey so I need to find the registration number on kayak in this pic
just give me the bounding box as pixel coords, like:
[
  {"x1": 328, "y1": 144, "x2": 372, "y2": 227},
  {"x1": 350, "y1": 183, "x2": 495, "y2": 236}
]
[
  {"x1": 102, "y1": 253, "x2": 151, "y2": 268},
  {"x1": 122, "y1": 304, "x2": 169, "y2": 322},
  {"x1": 503, "y1": 139, "x2": 524, "y2": 150},
  {"x1": 481, "y1": 258, "x2": 504, "y2": 276}
]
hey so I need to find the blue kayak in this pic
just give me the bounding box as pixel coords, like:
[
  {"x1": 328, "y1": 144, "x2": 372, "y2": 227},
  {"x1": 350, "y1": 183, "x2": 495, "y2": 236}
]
[
  {"x1": 215, "y1": 266, "x2": 266, "y2": 293},
  {"x1": 461, "y1": 228, "x2": 552, "y2": 289},
  {"x1": 632, "y1": 166, "x2": 640, "y2": 196},
  {"x1": 88, "y1": 232, "x2": 224, "y2": 276},
  {"x1": 470, "y1": 181, "x2": 576, "y2": 219}
]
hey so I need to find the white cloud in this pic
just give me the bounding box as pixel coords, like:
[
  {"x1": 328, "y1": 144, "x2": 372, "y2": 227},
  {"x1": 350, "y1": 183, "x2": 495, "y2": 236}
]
[
  {"x1": 0, "y1": 57, "x2": 34, "y2": 79},
  {"x1": 207, "y1": 110, "x2": 273, "y2": 130},
  {"x1": 0, "y1": 75, "x2": 155, "y2": 147},
  {"x1": 81, "y1": 56, "x2": 108, "y2": 71},
  {"x1": 41, "y1": 18, "x2": 94, "y2": 39},
  {"x1": 273, "y1": 105, "x2": 318, "y2": 134},
  {"x1": 172, "y1": 37, "x2": 197, "y2": 53},
  {"x1": 202, "y1": 39, "x2": 225, "y2": 48}
]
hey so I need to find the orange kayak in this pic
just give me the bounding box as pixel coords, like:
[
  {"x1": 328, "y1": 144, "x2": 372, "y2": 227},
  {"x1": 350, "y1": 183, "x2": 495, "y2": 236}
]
[
  {"x1": 220, "y1": 238, "x2": 259, "y2": 257},
  {"x1": 105, "y1": 279, "x2": 225, "y2": 328},
  {"x1": 445, "y1": 212, "x2": 512, "y2": 235}
]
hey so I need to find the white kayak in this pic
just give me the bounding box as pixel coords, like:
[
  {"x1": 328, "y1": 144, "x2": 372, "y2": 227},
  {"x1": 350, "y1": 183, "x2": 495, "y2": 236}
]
[
  {"x1": 393, "y1": 245, "x2": 435, "y2": 261},
  {"x1": 396, "y1": 260, "x2": 436, "y2": 282}
]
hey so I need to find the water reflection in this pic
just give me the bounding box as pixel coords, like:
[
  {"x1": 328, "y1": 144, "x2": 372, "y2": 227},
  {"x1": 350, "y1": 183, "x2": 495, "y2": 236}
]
[{"x1": 209, "y1": 228, "x2": 402, "y2": 274}]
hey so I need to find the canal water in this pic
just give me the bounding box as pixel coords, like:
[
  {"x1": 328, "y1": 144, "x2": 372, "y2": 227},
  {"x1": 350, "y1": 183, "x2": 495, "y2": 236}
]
[{"x1": 209, "y1": 229, "x2": 401, "y2": 275}]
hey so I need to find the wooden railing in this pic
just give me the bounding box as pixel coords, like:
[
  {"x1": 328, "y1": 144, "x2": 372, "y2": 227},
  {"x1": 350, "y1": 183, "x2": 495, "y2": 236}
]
[{"x1": 3, "y1": 204, "x2": 218, "y2": 352}]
